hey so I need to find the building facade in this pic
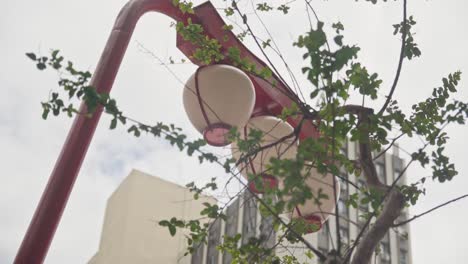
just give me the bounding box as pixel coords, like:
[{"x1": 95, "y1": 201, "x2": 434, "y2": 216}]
[
  {"x1": 191, "y1": 141, "x2": 413, "y2": 264},
  {"x1": 88, "y1": 170, "x2": 216, "y2": 264},
  {"x1": 90, "y1": 142, "x2": 412, "y2": 263}
]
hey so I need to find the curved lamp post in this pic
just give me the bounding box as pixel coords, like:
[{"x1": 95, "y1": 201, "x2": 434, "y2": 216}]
[{"x1": 14, "y1": 0, "x2": 321, "y2": 263}]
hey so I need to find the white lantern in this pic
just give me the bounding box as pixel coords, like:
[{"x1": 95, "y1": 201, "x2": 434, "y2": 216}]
[
  {"x1": 284, "y1": 164, "x2": 340, "y2": 233},
  {"x1": 183, "y1": 65, "x2": 256, "y2": 146},
  {"x1": 231, "y1": 116, "x2": 298, "y2": 193}
]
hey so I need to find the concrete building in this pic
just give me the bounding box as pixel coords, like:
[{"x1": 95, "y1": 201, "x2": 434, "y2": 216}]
[
  {"x1": 90, "y1": 142, "x2": 412, "y2": 263},
  {"x1": 88, "y1": 169, "x2": 216, "y2": 264},
  {"x1": 192, "y1": 141, "x2": 413, "y2": 264}
]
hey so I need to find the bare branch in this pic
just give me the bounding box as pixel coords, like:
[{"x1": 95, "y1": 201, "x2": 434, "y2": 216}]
[
  {"x1": 377, "y1": 0, "x2": 408, "y2": 116},
  {"x1": 231, "y1": 1, "x2": 300, "y2": 102},
  {"x1": 393, "y1": 193, "x2": 468, "y2": 227},
  {"x1": 234, "y1": 118, "x2": 304, "y2": 167},
  {"x1": 249, "y1": 1, "x2": 306, "y2": 103},
  {"x1": 373, "y1": 133, "x2": 404, "y2": 161}
]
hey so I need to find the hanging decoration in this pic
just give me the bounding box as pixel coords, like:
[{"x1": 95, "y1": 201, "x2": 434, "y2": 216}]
[
  {"x1": 183, "y1": 65, "x2": 256, "y2": 146},
  {"x1": 283, "y1": 164, "x2": 340, "y2": 233},
  {"x1": 231, "y1": 116, "x2": 298, "y2": 193}
]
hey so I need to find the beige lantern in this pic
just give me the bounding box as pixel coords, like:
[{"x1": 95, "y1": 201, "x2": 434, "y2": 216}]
[
  {"x1": 183, "y1": 64, "x2": 256, "y2": 146},
  {"x1": 284, "y1": 164, "x2": 340, "y2": 233},
  {"x1": 231, "y1": 116, "x2": 298, "y2": 193}
]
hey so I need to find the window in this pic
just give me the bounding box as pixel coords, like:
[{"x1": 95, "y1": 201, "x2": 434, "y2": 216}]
[
  {"x1": 399, "y1": 249, "x2": 408, "y2": 264},
  {"x1": 260, "y1": 214, "x2": 276, "y2": 249},
  {"x1": 340, "y1": 181, "x2": 348, "y2": 199},
  {"x1": 355, "y1": 141, "x2": 360, "y2": 157},
  {"x1": 398, "y1": 228, "x2": 409, "y2": 249},
  {"x1": 393, "y1": 156, "x2": 404, "y2": 183},
  {"x1": 338, "y1": 199, "x2": 348, "y2": 217},
  {"x1": 376, "y1": 162, "x2": 386, "y2": 184},
  {"x1": 318, "y1": 224, "x2": 329, "y2": 252},
  {"x1": 338, "y1": 199, "x2": 350, "y2": 244},
  {"x1": 380, "y1": 234, "x2": 391, "y2": 263},
  {"x1": 339, "y1": 172, "x2": 349, "y2": 199},
  {"x1": 206, "y1": 220, "x2": 221, "y2": 264},
  {"x1": 394, "y1": 169, "x2": 402, "y2": 183},
  {"x1": 207, "y1": 255, "x2": 216, "y2": 264},
  {"x1": 340, "y1": 143, "x2": 348, "y2": 157},
  {"x1": 380, "y1": 243, "x2": 391, "y2": 263},
  {"x1": 190, "y1": 242, "x2": 204, "y2": 264},
  {"x1": 223, "y1": 200, "x2": 239, "y2": 264},
  {"x1": 338, "y1": 144, "x2": 349, "y2": 199},
  {"x1": 242, "y1": 192, "x2": 257, "y2": 245},
  {"x1": 339, "y1": 226, "x2": 349, "y2": 244},
  {"x1": 357, "y1": 179, "x2": 369, "y2": 214}
]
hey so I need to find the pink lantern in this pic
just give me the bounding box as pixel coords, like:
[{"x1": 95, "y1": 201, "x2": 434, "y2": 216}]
[
  {"x1": 284, "y1": 164, "x2": 340, "y2": 233},
  {"x1": 231, "y1": 116, "x2": 298, "y2": 193},
  {"x1": 183, "y1": 65, "x2": 256, "y2": 146}
]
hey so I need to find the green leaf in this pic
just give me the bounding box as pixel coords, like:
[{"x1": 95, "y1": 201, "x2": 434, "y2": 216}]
[
  {"x1": 36, "y1": 63, "x2": 46, "y2": 70},
  {"x1": 224, "y1": 7, "x2": 234, "y2": 16},
  {"x1": 277, "y1": 4, "x2": 290, "y2": 14},
  {"x1": 262, "y1": 39, "x2": 271, "y2": 49},
  {"x1": 51, "y1": 50, "x2": 60, "y2": 58},
  {"x1": 26, "y1": 53, "x2": 37, "y2": 61},
  {"x1": 256, "y1": 2, "x2": 273, "y2": 12},
  {"x1": 159, "y1": 220, "x2": 170, "y2": 227},
  {"x1": 332, "y1": 22, "x2": 344, "y2": 33},
  {"x1": 41, "y1": 106, "x2": 50, "y2": 120},
  {"x1": 310, "y1": 89, "x2": 320, "y2": 99},
  {"x1": 110, "y1": 118, "x2": 117, "y2": 129},
  {"x1": 128, "y1": 125, "x2": 141, "y2": 137},
  {"x1": 334, "y1": 35, "x2": 344, "y2": 46},
  {"x1": 168, "y1": 225, "x2": 176, "y2": 236}
]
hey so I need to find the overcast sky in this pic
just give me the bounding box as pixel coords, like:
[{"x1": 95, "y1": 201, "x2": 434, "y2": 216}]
[{"x1": 1, "y1": 0, "x2": 468, "y2": 263}]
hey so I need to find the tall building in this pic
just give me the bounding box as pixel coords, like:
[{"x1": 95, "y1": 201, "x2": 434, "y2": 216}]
[
  {"x1": 192, "y1": 141, "x2": 413, "y2": 264},
  {"x1": 88, "y1": 170, "x2": 216, "y2": 264},
  {"x1": 90, "y1": 142, "x2": 412, "y2": 263}
]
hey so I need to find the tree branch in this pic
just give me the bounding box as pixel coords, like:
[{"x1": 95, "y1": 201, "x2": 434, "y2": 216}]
[
  {"x1": 373, "y1": 133, "x2": 404, "y2": 161},
  {"x1": 393, "y1": 193, "x2": 468, "y2": 227},
  {"x1": 346, "y1": 141, "x2": 418, "y2": 263},
  {"x1": 231, "y1": 1, "x2": 300, "y2": 102},
  {"x1": 350, "y1": 188, "x2": 405, "y2": 264},
  {"x1": 340, "y1": 104, "x2": 407, "y2": 264},
  {"x1": 377, "y1": 0, "x2": 408, "y2": 116},
  {"x1": 344, "y1": 105, "x2": 386, "y2": 189}
]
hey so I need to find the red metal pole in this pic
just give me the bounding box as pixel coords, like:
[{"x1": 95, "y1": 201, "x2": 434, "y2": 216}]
[{"x1": 13, "y1": 1, "x2": 183, "y2": 263}]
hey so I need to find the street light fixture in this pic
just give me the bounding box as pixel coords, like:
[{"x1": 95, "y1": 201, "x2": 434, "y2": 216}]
[
  {"x1": 231, "y1": 116, "x2": 298, "y2": 193},
  {"x1": 285, "y1": 164, "x2": 340, "y2": 233},
  {"x1": 183, "y1": 64, "x2": 256, "y2": 147},
  {"x1": 14, "y1": 0, "x2": 333, "y2": 263}
]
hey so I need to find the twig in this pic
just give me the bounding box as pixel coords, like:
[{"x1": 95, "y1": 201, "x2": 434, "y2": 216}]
[
  {"x1": 393, "y1": 193, "x2": 468, "y2": 227},
  {"x1": 231, "y1": 1, "x2": 300, "y2": 102},
  {"x1": 249, "y1": 0, "x2": 307, "y2": 103},
  {"x1": 373, "y1": 133, "x2": 405, "y2": 161},
  {"x1": 377, "y1": 0, "x2": 408, "y2": 116}
]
